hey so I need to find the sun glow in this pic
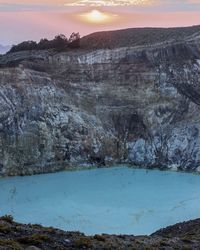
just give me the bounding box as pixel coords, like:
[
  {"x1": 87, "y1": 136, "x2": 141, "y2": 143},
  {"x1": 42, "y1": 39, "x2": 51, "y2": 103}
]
[
  {"x1": 79, "y1": 9, "x2": 117, "y2": 24},
  {"x1": 88, "y1": 10, "x2": 107, "y2": 22}
]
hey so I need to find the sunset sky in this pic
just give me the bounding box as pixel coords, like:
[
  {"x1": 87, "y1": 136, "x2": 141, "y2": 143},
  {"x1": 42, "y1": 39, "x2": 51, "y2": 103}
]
[{"x1": 0, "y1": 0, "x2": 200, "y2": 45}]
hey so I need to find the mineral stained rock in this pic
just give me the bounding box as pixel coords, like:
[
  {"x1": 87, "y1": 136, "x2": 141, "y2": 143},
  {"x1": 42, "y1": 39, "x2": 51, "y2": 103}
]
[{"x1": 0, "y1": 26, "x2": 200, "y2": 176}]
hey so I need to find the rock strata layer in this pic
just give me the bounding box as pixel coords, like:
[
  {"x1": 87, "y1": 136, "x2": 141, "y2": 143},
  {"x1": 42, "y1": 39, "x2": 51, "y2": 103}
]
[{"x1": 0, "y1": 26, "x2": 200, "y2": 175}]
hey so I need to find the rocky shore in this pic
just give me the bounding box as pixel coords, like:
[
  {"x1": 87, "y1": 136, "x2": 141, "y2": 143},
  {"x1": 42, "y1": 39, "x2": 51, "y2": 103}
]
[{"x1": 0, "y1": 216, "x2": 200, "y2": 249}]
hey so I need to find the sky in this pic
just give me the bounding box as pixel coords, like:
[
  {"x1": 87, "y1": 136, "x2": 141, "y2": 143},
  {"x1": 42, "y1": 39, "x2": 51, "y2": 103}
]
[{"x1": 0, "y1": 0, "x2": 200, "y2": 45}]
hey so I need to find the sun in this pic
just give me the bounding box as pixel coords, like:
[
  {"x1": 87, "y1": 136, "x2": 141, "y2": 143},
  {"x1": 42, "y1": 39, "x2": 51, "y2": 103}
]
[
  {"x1": 89, "y1": 10, "x2": 107, "y2": 22},
  {"x1": 79, "y1": 9, "x2": 117, "y2": 24}
]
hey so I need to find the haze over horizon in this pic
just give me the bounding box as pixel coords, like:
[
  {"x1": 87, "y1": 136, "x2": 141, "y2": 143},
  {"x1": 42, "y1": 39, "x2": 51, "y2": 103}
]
[{"x1": 0, "y1": 0, "x2": 200, "y2": 45}]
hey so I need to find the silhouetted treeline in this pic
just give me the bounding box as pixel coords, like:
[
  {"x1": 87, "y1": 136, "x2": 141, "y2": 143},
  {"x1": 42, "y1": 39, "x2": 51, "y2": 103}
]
[{"x1": 8, "y1": 33, "x2": 80, "y2": 53}]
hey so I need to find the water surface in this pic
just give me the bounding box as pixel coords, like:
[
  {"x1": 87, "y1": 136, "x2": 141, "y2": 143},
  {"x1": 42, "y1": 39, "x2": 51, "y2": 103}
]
[{"x1": 0, "y1": 167, "x2": 200, "y2": 235}]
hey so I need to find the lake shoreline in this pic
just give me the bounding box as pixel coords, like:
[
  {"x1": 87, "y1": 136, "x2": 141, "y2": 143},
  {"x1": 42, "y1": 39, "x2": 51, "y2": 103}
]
[
  {"x1": 1, "y1": 166, "x2": 200, "y2": 236},
  {"x1": 1, "y1": 163, "x2": 200, "y2": 179}
]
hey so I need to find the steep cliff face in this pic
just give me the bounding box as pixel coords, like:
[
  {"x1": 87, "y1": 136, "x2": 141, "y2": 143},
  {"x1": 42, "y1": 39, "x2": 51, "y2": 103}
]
[{"x1": 0, "y1": 28, "x2": 200, "y2": 176}]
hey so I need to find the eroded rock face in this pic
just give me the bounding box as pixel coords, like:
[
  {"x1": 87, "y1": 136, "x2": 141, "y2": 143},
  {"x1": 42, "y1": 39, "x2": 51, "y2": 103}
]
[{"x1": 0, "y1": 32, "x2": 200, "y2": 175}]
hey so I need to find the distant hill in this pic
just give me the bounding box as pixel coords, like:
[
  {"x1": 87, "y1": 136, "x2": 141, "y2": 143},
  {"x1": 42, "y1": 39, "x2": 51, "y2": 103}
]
[
  {"x1": 0, "y1": 44, "x2": 11, "y2": 54},
  {"x1": 81, "y1": 25, "x2": 200, "y2": 49}
]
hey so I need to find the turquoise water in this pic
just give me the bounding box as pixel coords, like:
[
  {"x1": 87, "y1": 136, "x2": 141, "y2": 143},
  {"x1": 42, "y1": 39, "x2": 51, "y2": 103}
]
[{"x1": 0, "y1": 167, "x2": 200, "y2": 235}]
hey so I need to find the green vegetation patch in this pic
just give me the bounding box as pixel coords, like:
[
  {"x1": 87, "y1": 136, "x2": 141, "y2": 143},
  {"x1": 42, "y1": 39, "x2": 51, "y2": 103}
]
[
  {"x1": 0, "y1": 239, "x2": 22, "y2": 250},
  {"x1": 17, "y1": 234, "x2": 52, "y2": 245}
]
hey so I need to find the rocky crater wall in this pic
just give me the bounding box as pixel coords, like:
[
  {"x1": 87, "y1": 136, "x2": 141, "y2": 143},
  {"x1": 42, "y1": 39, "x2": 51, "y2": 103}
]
[{"x1": 0, "y1": 38, "x2": 200, "y2": 175}]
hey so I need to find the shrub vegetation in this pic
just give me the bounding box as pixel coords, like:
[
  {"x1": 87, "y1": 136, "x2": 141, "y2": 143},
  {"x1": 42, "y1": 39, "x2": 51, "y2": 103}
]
[{"x1": 9, "y1": 33, "x2": 80, "y2": 53}]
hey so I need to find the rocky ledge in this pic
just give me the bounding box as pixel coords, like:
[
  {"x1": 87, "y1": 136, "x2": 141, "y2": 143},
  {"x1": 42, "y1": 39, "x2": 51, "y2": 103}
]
[
  {"x1": 0, "y1": 26, "x2": 200, "y2": 176},
  {"x1": 0, "y1": 215, "x2": 200, "y2": 249}
]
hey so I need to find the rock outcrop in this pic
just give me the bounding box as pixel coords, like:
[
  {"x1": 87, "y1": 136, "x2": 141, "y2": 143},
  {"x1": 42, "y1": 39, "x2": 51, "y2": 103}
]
[
  {"x1": 0, "y1": 215, "x2": 200, "y2": 249},
  {"x1": 0, "y1": 26, "x2": 200, "y2": 176}
]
